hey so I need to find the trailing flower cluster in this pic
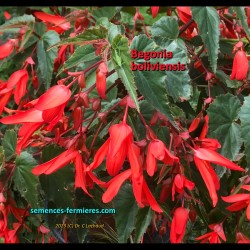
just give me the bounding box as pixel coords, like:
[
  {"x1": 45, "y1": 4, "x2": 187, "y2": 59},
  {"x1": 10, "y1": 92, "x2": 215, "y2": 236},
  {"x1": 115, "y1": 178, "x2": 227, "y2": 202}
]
[{"x1": 0, "y1": 6, "x2": 249, "y2": 244}]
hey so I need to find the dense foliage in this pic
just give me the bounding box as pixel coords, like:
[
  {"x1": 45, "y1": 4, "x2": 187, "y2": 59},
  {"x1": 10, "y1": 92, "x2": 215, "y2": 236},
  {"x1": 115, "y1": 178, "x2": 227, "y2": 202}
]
[{"x1": 0, "y1": 6, "x2": 250, "y2": 243}]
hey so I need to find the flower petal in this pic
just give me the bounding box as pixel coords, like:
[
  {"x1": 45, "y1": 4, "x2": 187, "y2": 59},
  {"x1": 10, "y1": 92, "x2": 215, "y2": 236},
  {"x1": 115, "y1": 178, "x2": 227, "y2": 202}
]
[
  {"x1": 0, "y1": 40, "x2": 14, "y2": 60},
  {"x1": 142, "y1": 179, "x2": 163, "y2": 213},
  {"x1": 241, "y1": 185, "x2": 250, "y2": 192},
  {"x1": 194, "y1": 148, "x2": 245, "y2": 172},
  {"x1": 0, "y1": 109, "x2": 43, "y2": 124},
  {"x1": 32, "y1": 149, "x2": 78, "y2": 175},
  {"x1": 88, "y1": 138, "x2": 110, "y2": 171},
  {"x1": 35, "y1": 85, "x2": 71, "y2": 110},
  {"x1": 16, "y1": 122, "x2": 43, "y2": 155},
  {"x1": 74, "y1": 153, "x2": 93, "y2": 197},
  {"x1": 108, "y1": 122, "x2": 132, "y2": 158},
  {"x1": 246, "y1": 202, "x2": 250, "y2": 220},
  {"x1": 102, "y1": 169, "x2": 131, "y2": 203},
  {"x1": 221, "y1": 194, "x2": 250, "y2": 203},
  {"x1": 194, "y1": 156, "x2": 218, "y2": 207},
  {"x1": 226, "y1": 201, "x2": 248, "y2": 212}
]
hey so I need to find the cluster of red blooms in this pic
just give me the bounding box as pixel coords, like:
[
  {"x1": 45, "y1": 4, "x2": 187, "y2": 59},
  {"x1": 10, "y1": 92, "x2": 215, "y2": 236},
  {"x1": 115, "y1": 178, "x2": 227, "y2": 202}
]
[{"x1": 0, "y1": 7, "x2": 249, "y2": 243}]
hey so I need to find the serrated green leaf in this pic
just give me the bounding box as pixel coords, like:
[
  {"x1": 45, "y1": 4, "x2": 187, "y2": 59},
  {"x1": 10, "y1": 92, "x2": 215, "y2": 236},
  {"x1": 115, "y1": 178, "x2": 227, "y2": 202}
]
[
  {"x1": 239, "y1": 96, "x2": 250, "y2": 167},
  {"x1": 14, "y1": 152, "x2": 40, "y2": 208},
  {"x1": 57, "y1": 44, "x2": 100, "y2": 75},
  {"x1": 39, "y1": 145, "x2": 74, "y2": 208},
  {"x1": 37, "y1": 31, "x2": 60, "y2": 89},
  {"x1": 151, "y1": 16, "x2": 179, "y2": 40},
  {"x1": 111, "y1": 34, "x2": 139, "y2": 111},
  {"x1": 234, "y1": 7, "x2": 250, "y2": 38},
  {"x1": 130, "y1": 35, "x2": 175, "y2": 126},
  {"x1": 135, "y1": 207, "x2": 153, "y2": 243},
  {"x1": 191, "y1": 7, "x2": 220, "y2": 72},
  {"x1": 215, "y1": 70, "x2": 241, "y2": 88},
  {"x1": 113, "y1": 183, "x2": 139, "y2": 243},
  {"x1": 49, "y1": 26, "x2": 108, "y2": 48},
  {"x1": 92, "y1": 7, "x2": 117, "y2": 20},
  {"x1": 207, "y1": 93, "x2": 242, "y2": 162},
  {"x1": 2, "y1": 130, "x2": 17, "y2": 160},
  {"x1": 0, "y1": 14, "x2": 35, "y2": 32},
  {"x1": 96, "y1": 17, "x2": 125, "y2": 43},
  {"x1": 163, "y1": 39, "x2": 191, "y2": 102}
]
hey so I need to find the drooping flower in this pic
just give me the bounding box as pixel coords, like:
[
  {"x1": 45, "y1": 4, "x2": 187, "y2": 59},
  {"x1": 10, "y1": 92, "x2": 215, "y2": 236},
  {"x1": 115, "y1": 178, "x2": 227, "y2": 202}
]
[
  {"x1": 171, "y1": 174, "x2": 195, "y2": 201},
  {"x1": 101, "y1": 168, "x2": 163, "y2": 213},
  {"x1": 34, "y1": 12, "x2": 70, "y2": 34},
  {"x1": 96, "y1": 62, "x2": 108, "y2": 99},
  {"x1": 0, "y1": 85, "x2": 72, "y2": 154},
  {"x1": 151, "y1": 7, "x2": 159, "y2": 18},
  {"x1": 195, "y1": 223, "x2": 226, "y2": 243},
  {"x1": 89, "y1": 121, "x2": 133, "y2": 176},
  {"x1": 102, "y1": 142, "x2": 162, "y2": 213},
  {"x1": 32, "y1": 149, "x2": 105, "y2": 196},
  {"x1": 36, "y1": 224, "x2": 50, "y2": 243},
  {"x1": 230, "y1": 50, "x2": 249, "y2": 81},
  {"x1": 170, "y1": 207, "x2": 189, "y2": 243},
  {"x1": 0, "y1": 39, "x2": 15, "y2": 60},
  {"x1": 221, "y1": 185, "x2": 250, "y2": 220},
  {"x1": 146, "y1": 139, "x2": 179, "y2": 177},
  {"x1": 193, "y1": 147, "x2": 244, "y2": 207}
]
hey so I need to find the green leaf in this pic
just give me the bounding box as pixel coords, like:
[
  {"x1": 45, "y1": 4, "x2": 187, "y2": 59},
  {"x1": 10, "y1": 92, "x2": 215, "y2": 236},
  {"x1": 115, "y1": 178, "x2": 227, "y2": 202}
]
[
  {"x1": 13, "y1": 152, "x2": 40, "y2": 208},
  {"x1": 111, "y1": 34, "x2": 140, "y2": 111},
  {"x1": 191, "y1": 7, "x2": 220, "y2": 72},
  {"x1": 207, "y1": 93, "x2": 242, "y2": 161},
  {"x1": 49, "y1": 26, "x2": 108, "y2": 48},
  {"x1": 96, "y1": 17, "x2": 125, "y2": 43},
  {"x1": 39, "y1": 145, "x2": 74, "y2": 208},
  {"x1": 37, "y1": 30, "x2": 60, "y2": 89},
  {"x1": 233, "y1": 7, "x2": 250, "y2": 38},
  {"x1": 151, "y1": 16, "x2": 179, "y2": 40},
  {"x1": 239, "y1": 96, "x2": 250, "y2": 167},
  {"x1": 57, "y1": 44, "x2": 100, "y2": 75},
  {"x1": 0, "y1": 14, "x2": 35, "y2": 32},
  {"x1": 2, "y1": 130, "x2": 17, "y2": 160},
  {"x1": 162, "y1": 39, "x2": 192, "y2": 102},
  {"x1": 135, "y1": 207, "x2": 153, "y2": 243},
  {"x1": 215, "y1": 70, "x2": 241, "y2": 88},
  {"x1": 113, "y1": 183, "x2": 139, "y2": 243},
  {"x1": 130, "y1": 35, "x2": 175, "y2": 126},
  {"x1": 92, "y1": 7, "x2": 117, "y2": 20}
]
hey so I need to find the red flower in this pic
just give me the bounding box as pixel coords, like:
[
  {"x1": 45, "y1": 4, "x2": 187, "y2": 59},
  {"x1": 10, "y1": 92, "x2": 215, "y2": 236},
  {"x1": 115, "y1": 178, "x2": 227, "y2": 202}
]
[
  {"x1": 194, "y1": 157, "x2": 219, "y2": 207},
  {"x1": 236, "y1": 232, "x2": 250, "y2": 243},
  {"x1": 151, "y1": 7, "x2": 159, "y2": 18},
  {"x1": 34, "y1": 12, "x2": 70, "y2": 34},
  {"x1": 0, "y1": 85, "x2": 72, "y2": 154},
  {"x1": 89, "y1": 121, "x2": 133, "y2": 176},
  {"x1": 196, "y1": 223, "x2": 226, "y2": 243},
  {"x1": 102, "y1": 142, "x2": 162, "y2": 213},
  {"x1": 4, "y1": 11, "x2": 11, "y2": 20},
  {"x1": 221, "y1": 185, "x2": 250, "y2": 220},
  {"x1": 36, "y1": 224, "x2": 50, "y2": 243},
  {"x1": 230, "y1": 50, "x2": 249, "y2": 80},
  {"x1": 0, "y1": 39, "x2": 15, "y2": 60},
  {"x1": 171, "y1": 174, "x2": 195, "y2": 201},
  {"x1": 0, "y1": 81, "x2": 12, "y2": 115},
  {"x1": 176, "y1": 7, "x2": 192, "y2": 24},
  {"x1": 146, "y1": 139, "x2": 179, "y2": 176},
  {"x1": 96, "y1": 62, "x2": 108, "y2": 99},
  {"x1": 32, "y1": 148, "x2": 78, "y2": 175},
  {"x1": 102, "y1": 168, "x2": 163, "y2": 213},
  {"x1": 32, "y1": 149, "x2": 105, "y2": 196},
  {"x1": 170, "y1": 207, "x2": 189, "y2": 243}
]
